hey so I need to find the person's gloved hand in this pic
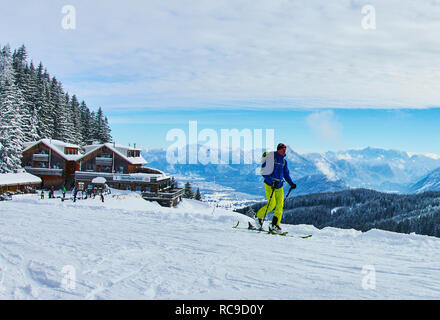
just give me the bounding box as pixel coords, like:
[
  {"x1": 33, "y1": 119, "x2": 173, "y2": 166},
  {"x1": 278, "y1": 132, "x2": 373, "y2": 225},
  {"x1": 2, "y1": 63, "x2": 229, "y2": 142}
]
[
  {"x1": 272, "y1": 181, "x2": 279, "y2": 188},
  {"x1": 289, "y1": 182, "x2": 297, "y2": 189}
]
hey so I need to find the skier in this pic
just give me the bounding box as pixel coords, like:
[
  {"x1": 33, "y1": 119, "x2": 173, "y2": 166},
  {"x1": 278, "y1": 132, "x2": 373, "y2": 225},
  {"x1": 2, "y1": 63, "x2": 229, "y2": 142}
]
[
  {"x1": 62, "y1": 186, "x2": 66, "y2": 199},
  {"x1": 40, "y1": 190, "x2": 44, "y2": 199},
  {"x1": 254, "y1": 143, "x2": 296, "y2": 234}
]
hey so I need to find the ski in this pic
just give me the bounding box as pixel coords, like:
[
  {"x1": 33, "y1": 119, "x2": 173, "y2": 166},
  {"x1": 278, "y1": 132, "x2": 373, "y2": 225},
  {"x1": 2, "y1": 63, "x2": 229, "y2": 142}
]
[{"x1": 232, "y1": 222, "x2": 312, "y2": 239}]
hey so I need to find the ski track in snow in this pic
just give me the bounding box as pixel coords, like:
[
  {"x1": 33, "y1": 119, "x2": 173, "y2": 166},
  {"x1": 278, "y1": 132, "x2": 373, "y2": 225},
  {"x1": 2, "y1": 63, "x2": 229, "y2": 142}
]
[{"x1": 1, "y1": 192, "x2": 440, "y2": 299}]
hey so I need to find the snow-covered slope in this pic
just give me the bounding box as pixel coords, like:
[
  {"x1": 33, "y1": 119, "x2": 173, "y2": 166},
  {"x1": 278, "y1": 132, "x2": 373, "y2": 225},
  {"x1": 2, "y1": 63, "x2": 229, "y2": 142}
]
[
  {"x1": 410, "y1": 167, "x2": 440, "y2": 193},
  {"x1": 1, "y1": 192, "x2": 440, "y2": 299}
]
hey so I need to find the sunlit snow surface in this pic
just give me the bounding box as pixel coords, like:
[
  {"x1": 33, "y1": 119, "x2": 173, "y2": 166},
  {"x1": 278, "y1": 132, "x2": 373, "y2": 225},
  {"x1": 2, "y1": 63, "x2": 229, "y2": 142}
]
[{"x1": 1, "y1": 190, "x2": 439, "y2": 299}]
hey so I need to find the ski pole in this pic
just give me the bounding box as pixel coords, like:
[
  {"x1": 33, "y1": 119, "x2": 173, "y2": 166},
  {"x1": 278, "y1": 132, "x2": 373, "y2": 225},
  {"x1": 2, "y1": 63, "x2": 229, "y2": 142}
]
[
  {"x1": 262, "y1": 185, "x2": 276, "y2": 224},
  {"x1": 285, "y1": 186, "x2": 294, "y2": 200}
]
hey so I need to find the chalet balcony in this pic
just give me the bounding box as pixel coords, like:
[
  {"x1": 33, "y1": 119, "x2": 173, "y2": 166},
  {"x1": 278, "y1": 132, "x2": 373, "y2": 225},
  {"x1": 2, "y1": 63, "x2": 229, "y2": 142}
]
[
  {"x1": 142, "y1": 188, "x2": 184, "y2": 200},
  {"x1": 25, "y1": 166, "x2": 64, "y2": 176},
  {"x1": 75, "y1": 171, "x2": 114, "y2": 180},
  {"x1": 32, "y1": 154, "x2": 49, "y2": 162},
  {"x1": 75, "y1": 171, "x2": 170, "y2": 183},
  {"x1": 75, "y1": 171, "x2": 149, "y2": 183},
  {"x1": 95, "y1": 157, "x2": 113, "y2": 166}
]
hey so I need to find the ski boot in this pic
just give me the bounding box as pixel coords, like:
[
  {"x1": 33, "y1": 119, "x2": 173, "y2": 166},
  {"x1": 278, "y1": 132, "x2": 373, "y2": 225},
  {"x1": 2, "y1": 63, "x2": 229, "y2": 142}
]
[
  {"x1": 254, "y1": 216, "x2": 264, "y2": 230},
  {"x1": 269, "y1": 216, "x2": 283, "y2": 234}
]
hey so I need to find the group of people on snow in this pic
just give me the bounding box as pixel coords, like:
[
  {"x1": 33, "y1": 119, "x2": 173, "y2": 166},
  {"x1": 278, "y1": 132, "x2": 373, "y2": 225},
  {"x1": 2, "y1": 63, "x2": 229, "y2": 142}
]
[{"x1": 39, "y1": 185, "x2": 106, "y2": 203}]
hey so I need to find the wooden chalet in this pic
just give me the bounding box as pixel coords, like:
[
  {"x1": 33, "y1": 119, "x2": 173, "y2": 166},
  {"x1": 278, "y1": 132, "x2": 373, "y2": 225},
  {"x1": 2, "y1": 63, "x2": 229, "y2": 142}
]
[
  {"x1": 21, "y1": 139, "x2": 82, "y2": 188},
  {"x1": 74, "y1": 143, "x2": 183, "y2": 206},
  {"x1": 20, "y1": 140, "x2": 183, "y2": 207}
]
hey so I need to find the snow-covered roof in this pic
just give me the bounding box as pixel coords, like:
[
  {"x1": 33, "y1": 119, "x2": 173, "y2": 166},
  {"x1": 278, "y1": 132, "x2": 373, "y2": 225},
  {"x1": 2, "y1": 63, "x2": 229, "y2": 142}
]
[
  {"x1": 22, "y1": 139, "x2": 83, "y2": 161},
  {"x1": 142, "y1": 167, "x2": 165, "y2": 175},
  {"x1": 81, "y1": 143, "x2": 147, "y2": 165},
  {"x1": 92, "y1": 177, "x2": 107, "y2": 184},
  {"x1": 0, "y1": 172, "x2": 42, "y2": 187},
  {"x1": 130, "y1": 172, "x2": 170, "y2": 181}
]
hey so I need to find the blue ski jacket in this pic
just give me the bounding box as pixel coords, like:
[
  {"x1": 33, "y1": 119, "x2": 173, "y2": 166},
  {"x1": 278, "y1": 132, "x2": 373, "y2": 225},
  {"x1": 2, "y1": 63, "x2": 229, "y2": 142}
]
[{"x1": 262, "y1": 151, "x2": 295, "y2": 189}]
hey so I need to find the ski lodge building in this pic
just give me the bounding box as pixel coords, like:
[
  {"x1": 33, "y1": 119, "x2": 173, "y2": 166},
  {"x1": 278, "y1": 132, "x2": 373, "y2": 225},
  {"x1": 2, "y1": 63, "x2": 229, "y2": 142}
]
[
  {"x1": 21, "y1": 139, "x2": 183, "y2": 207},
  {"x1": 0, "y1": 171, "x2": 42, "y2": 194},
  {"x1": 21, "y1": 139, "x2": 81, "y2": 188}
]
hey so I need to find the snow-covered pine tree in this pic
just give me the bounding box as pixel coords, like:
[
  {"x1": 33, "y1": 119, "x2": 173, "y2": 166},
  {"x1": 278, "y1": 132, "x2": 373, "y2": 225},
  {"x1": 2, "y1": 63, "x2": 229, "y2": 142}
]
[
  {"x1": 12, "y1": 45, "x2": 27, "y2": 88},
  {"x1": 23, "y1": 62, "x2": 40, "y2": 142},
  {"x1": 195, "y1": 188, "x2": 202, "y2": 201},
  {"x1": 36, "y1": 66, "x2": 55, "y2": 139},
  {"x1": 183, "y1": 182, "x2": 194, "y2": 199},
  {"x1": 0, "y1": 43, "x2": 113, "y2": 167},
  {"x1": 89, "y1": 110, "x2": 98, "y2": 142},
  {"x1": 79, "y1": 100, "x2": 92, "y2": 144},
  {"x1": 93, "y1": 107, "x2": 112, "y2": 143},
  {"x1": 0, "y1": 140, "x2": 5, "y2": 173},
  {"x1": 12, "y1": 46, "x2": 39, "y2": 143},
  {"x1": 0, "y1": 45, "x2": 26, "y2": 172},
  {"x1": 102, "y1": 116, "x2": 112, "y2": 143},
  {"x1": 50, "y1": 77, "x2": 70, "y2": 142},
  {"x1": 62, "y1": 92, "x2": 76, "y2": 144},
  {"x1": 69, "y1": 95, "x2": 83, "y2": 145}
]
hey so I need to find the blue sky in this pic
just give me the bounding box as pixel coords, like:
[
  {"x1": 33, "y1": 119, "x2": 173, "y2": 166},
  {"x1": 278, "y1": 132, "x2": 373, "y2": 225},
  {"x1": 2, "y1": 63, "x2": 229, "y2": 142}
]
[
  {"x1": 107, "y1": 108, "x2": 440, "y2": 154},
  {"x1": 2, "y1": 1, "x2": 440, "y2": 154}
]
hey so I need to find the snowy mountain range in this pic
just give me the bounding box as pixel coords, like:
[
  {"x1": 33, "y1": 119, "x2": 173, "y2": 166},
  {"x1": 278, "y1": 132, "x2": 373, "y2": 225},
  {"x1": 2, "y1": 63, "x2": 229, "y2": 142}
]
[{"x1": 141, "y1": 146, "x2": 440, "y2": 196}]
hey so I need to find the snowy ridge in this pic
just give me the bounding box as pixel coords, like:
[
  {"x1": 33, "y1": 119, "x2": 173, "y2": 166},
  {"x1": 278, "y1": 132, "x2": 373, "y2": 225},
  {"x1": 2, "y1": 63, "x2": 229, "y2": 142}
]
[
  {"x1": 410, "y1": 167, "x2": 440, "y2": 193},
  {"x1": 142, "y1": 146, "x2": 440, "y2": 196},
  {"x1": 1, "y1": 191, "x2": 440, "y2": 299}
]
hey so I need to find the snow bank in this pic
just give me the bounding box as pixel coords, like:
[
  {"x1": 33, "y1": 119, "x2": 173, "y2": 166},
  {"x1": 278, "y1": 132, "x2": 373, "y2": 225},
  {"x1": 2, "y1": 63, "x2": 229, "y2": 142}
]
[{"x1": 1, "y1": 193, "x2": 440, "y2": 300}]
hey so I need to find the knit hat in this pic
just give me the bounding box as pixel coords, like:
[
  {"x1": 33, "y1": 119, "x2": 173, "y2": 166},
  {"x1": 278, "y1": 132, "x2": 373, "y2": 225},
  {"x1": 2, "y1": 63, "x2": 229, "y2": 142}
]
[{"x1": 277, "y1": 143, "x2": 287, "y2": 150}]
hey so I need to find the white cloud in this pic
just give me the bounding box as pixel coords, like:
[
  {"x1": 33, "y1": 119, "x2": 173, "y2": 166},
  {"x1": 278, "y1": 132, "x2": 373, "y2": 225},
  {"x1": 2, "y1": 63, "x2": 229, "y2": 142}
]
[
  {"x1": 315, "y1": 160, "x2": 338, "y2": 181},
  {"x1": 3, "y1": 0, "x2": 440, "y2": 109},
  {"x1": 306, "y1": 110, "x2": 343, "y2": 144}
]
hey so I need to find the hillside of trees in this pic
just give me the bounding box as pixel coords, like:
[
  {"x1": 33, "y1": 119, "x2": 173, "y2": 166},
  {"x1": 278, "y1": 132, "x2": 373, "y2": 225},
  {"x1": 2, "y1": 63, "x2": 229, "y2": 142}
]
[
  {"x1": 0, "y1": 44, "x2": 112, "y2": 173},
  {"x1": 236, "y1": 188, "x2": 440, "y2": 238}
]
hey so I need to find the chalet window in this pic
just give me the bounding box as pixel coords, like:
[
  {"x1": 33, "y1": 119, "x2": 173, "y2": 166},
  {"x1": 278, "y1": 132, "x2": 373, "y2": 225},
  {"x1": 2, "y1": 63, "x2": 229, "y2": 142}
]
[{"x1": 135, "y1": 186, "x2": 141, "y2": 192}]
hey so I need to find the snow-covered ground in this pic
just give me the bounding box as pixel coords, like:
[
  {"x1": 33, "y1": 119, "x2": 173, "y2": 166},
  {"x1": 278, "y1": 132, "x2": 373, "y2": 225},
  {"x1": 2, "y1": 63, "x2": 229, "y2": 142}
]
[
  {"x1": 174, "y1": 174, "x2": 264, "y2": 210},
  {"x1": 1, "y1": 191, "x2": 440, "y2": 299}
]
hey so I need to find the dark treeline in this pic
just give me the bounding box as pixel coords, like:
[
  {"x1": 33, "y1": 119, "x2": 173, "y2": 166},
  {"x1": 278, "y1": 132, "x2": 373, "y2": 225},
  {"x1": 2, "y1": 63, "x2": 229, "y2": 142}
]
[
  {"x1": 237, "y1": 188, "x2": 440, "y2": 238},
  {"x1": 0, "y1": 44, "x2": 112, "y2": 173}
]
